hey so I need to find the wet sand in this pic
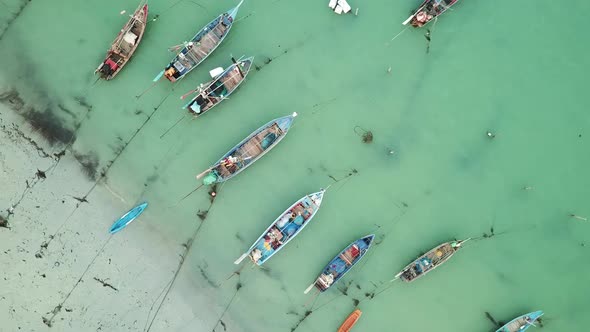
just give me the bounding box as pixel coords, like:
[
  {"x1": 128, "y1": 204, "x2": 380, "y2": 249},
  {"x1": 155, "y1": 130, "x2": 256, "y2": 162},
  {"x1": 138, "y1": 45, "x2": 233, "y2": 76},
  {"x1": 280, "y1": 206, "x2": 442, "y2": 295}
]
[{"x1": 0, "y1": 103, "x2": 241, "y2": 331}]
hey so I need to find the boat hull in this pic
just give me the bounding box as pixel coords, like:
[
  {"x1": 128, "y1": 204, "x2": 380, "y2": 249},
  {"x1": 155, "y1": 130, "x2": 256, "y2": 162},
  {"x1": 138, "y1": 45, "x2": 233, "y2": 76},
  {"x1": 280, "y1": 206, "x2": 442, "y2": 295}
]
[
  {"x1": 96, "y1": 3, "x2": 148, "y2": 80},
  {"x1": 201, "y1": 113, "x2": 297, "y2": 184},
  {"x1": 395, "y1": 239, "x2": 466, "y2": 282},
  {"x1": 237, "y1": 190, "x2": 326, "y2": 266},
  {"x1": 311, "y1": 234, "x2": 375, "y2": 293},
  {"x1": 338, "y1": 309, "x2": 362, "y2": 332},
  {"x1": 403, "y1": 0, "x2": 459, "y2": 28},
  {"x1": 185, "y1": 57, "x2": 254, "y2": 118},
  {"x1": 161, "y1": 1, "x2": 243, "y2": 83},
  {"x1": 496, "y1": 311, "x2": 544, "y2": 332}
]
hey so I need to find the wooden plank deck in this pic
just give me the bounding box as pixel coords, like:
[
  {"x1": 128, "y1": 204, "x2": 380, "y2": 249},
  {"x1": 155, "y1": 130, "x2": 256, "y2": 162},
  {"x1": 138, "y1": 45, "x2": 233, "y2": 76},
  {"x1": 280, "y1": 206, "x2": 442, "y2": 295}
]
[
  {"x1": 235, "y1": 123, "x2": 281, "y2": 160},
  {"x1": 213, "y1": 123, "x2": 282, "y2": 179},
  {"x1": 190, "y1": 21, "x2": 228, "y2": 63},
  {"x1": 427, "y1": 243, "x2": 455, "y2": 265},
  {"x1": 221, "y1": 68, "x2": 243, "y2": 91},
  {"x1": 502, "y1": 317, "x2": 528, "y2": 332}
]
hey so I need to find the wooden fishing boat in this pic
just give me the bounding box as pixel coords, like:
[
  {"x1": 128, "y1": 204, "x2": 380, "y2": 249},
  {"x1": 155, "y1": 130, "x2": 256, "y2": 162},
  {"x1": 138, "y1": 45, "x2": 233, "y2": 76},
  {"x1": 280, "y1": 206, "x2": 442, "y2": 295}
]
[
  {"x1": 496, "y1": 311, "x2": 544, "y2": 332},
  {"x1": 95, "y1": 1, "x2": 148, "y2": 80},
  {"x1": 403, "y1": 0, "x2": 458, "y2": 27},
  {"x1": 183, "y1": 56, "x2": 254, "y2": 118},
  {"x1": 394, "y1": 238, "x2": 469, "y2": 282},
  {"x1": 154, "y1": 0, "x2": 244, "y2": 83},
  {"x1": 197, "y1": 113, "x2": 298, "y2": 185},
  {"x1": 338, "y1": 309, "x2": 362, "y2": 332},
  {"x1": 234, "y1": 189, "x2": 326, "y2": 266},
  {"x1": 304, "y1": 235, "x2": 375, "y2": 294}
]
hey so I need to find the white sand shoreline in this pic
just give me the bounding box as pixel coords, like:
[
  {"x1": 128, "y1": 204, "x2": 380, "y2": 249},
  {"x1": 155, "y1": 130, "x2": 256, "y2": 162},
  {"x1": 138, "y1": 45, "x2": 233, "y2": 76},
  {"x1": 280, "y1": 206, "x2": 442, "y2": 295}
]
[{"x1": 0, "y1": 103, "x2": 242, "y2": 332}]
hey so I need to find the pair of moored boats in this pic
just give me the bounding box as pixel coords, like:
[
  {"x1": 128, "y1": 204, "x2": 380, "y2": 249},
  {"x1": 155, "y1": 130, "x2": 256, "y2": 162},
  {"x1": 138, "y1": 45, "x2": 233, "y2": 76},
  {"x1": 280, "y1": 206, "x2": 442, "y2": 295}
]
[
  {"x1": 96, "y1": 1, "x2": 252, "y2": 118},
  {"x1": 305, "y1": 238, "x2": 468, "y2": 295}
]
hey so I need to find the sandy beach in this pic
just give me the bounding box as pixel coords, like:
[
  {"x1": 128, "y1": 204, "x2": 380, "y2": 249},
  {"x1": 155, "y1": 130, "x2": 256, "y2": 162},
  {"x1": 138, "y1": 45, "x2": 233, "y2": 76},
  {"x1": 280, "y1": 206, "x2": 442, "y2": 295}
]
[{"x1": 0, "y1": 101, "x2": 241, "y2": 331}]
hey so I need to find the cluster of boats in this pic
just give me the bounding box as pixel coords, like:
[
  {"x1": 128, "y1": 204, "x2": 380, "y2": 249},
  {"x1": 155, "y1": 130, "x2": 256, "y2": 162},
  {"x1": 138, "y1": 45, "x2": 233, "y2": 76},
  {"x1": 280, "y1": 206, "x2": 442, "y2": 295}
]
[
  {"x1": 95, "y1": 0, "x2": 251, "y2": 118},
  {"x1": 95, "y1": 0, "x2": 544, "y2": 331}
]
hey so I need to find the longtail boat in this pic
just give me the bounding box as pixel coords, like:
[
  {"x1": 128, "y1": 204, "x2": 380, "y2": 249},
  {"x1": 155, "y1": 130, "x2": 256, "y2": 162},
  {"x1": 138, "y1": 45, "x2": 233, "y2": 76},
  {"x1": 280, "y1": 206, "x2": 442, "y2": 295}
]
[
  {"x1": 338, "y1": 309, "x2": 362, "y2": 332},
  {"x1": 95, "y1": 1, "x2": 148, "y2": 80},
  {"x1": 403, "y1": 0, "x2": 458, "y2": 27},
  {"x1": 394, "y1": 238, "x2": 469, "y2": 282},
  {"x1": 234, "y1": 189, "x2": 326, "y2": 266},
  {"x1": 183, "y1": 56, "x2": 254, "y2": 118},
  {"x1": 496, "y1": 311, "x2": 544, "y2": 332},
  {"x1": 197, "y1": 113, "x2": 298, "y2": 185},
  {"x1": 304, "y1": 235, "x2": 375, "y2": 294},
  {"x1": 154, "y1": 0, "x2": 244, "y2": 83}
]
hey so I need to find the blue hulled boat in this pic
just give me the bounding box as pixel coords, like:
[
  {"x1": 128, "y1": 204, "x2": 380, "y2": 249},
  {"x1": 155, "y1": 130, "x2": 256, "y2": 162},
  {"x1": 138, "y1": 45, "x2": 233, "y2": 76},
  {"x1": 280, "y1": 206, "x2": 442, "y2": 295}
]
[
  {"x1": 197, "y1": 113, "x2": 298, "y2": 184},
  {"x1": 154, "y1": 0, "x2": 244, "y2": 83},
  {"x1": 304, "y1": 234, "x2": 375, "y2": 294},
  {"x1": 496, "y1": 311, "x2": 544, "y2": 332},
  {"x1": 234, "y1": 190, "x2": 326, "y2": 266}
]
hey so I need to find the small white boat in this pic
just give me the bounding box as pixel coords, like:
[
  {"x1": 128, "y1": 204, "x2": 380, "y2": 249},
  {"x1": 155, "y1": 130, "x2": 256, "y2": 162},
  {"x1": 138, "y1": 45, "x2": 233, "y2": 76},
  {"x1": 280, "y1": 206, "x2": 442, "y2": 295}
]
[{"x1": 328, "y1": 0, "x2": 352, "y2": 14}]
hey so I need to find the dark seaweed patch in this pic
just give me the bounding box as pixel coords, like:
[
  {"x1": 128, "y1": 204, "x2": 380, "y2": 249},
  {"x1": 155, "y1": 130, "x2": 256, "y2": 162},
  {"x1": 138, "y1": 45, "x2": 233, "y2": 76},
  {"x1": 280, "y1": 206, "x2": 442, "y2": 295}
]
[
  {"x1": 22, "y1": 106, "x2": 75, "y2": 145},
  {"x1": 197, "y1": 210, "x2": 208, "y2": 221},
  {"x1": 485, "y1": 312, "x2": 499, "y2": 326},
  {"x1": 235, "y1": 232, "x2": 243, "y2": 242},
  {"x1": 57, "y1": 103, "x2": 77, "y2": 119},
  {"x1": 72, "y1": 151, "x2": 99, "y2": 180},
  {"x1": 0, "y1": 89, "x2": 25, "y2": 111},
  {"x1": 198, "y1": 265, "x2": 218, "y2": 288},
  {"x1": 290, "y1": 310, "x2": 313, "y2": 332},
  {"x1": 0, "y1": 215, "x2": 9, "y2": 229},
  {"x1": 73, "y1": 96, "x2": 92, "y2": 112},
  {"x1": 93, "y1": 277, "x2": 118, "y2": 291}
]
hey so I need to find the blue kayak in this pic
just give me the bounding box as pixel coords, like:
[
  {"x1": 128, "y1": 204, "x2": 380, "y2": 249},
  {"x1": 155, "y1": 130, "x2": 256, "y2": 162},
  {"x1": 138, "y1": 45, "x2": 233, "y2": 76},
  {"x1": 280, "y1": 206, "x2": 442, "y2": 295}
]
[{"x1": 109, "y1": 202, "x2": 148, "y2": 234}]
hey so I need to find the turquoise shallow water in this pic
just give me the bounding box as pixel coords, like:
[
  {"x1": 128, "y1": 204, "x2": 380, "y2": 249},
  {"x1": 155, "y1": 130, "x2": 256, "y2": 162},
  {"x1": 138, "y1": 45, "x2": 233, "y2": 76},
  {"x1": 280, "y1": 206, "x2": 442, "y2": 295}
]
[{"x1": 1, "y1": 0, "x2": 590, "y2": 331}]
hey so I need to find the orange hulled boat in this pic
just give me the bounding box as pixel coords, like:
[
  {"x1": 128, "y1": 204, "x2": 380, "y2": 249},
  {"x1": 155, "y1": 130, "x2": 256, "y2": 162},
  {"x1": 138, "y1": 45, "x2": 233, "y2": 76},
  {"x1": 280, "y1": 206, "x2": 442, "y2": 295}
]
[{"x1": 338, "y1": 309, "x2": 362, "y2": 332}]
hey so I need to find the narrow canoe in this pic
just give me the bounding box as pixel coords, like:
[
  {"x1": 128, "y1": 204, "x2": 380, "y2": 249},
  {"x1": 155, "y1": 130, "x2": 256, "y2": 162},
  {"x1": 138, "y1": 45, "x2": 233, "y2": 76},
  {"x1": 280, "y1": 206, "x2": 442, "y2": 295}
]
[
  {"x1": 403, "y1": 0, "x2": 459, "y2": 27},
  {"x1": 496, "y1": 311, "x2": 544, "y2": 332},
  {"x1": 155, "y1": 0, "x2": 244, "y2": 83},
  {"x1": 394, "y1": 238, "x2": 469, "y2": 282},
  {"x1": 338, "y1": 309, "x2": 362, "y2": 332},
  {"x1": 234, "y1": 189, "x2": 326, "y2": 266},
  {"x1": 184, "y1": 56, "x2": 254, "y2": 118},
  {"x1": 95, "y1": 1, "x2": 148, "y2": 80},
  {"x1": 109, "y1": 202, "x2": 148, "y2": 234},
  {"x1": 197, "y1": 112, "x2": 298, "y2": 185},
  {"x1": 305, "y1": 235, "x2": 375, "y2": 294}
]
